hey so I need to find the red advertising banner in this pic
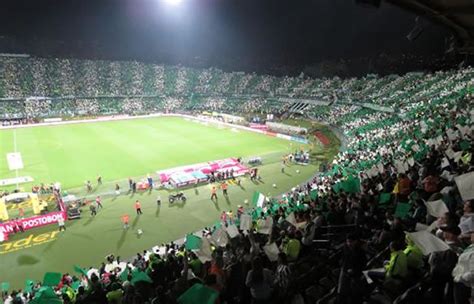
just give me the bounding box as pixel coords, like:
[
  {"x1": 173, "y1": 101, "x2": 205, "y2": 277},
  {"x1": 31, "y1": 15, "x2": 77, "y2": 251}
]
[{"x1": 0, "y1": 211, "x2": 67, "y2": 236}]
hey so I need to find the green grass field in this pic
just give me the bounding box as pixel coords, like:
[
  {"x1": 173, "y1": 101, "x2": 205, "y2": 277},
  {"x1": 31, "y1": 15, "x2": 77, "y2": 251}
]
[{"x1": 0, "y1": 116, "x2": 337, "y2": 288}]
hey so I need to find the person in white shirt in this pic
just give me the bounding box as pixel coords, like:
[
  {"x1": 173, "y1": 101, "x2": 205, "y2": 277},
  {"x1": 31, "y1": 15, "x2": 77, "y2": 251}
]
[{"x1": 58, "y1": 216, "x2": 66, "y2": 232}]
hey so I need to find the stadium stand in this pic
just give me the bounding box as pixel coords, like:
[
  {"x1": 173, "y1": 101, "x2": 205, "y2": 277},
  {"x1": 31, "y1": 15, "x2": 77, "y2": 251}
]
[{"x1": 0, "y1": 56, "x2": 473, "y2": 303}]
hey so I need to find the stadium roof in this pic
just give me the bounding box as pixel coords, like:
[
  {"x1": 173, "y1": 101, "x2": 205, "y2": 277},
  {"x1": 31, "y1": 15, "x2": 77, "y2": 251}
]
[{"x1": 388, "y1": 0, "x2": 474, "y2": 54}]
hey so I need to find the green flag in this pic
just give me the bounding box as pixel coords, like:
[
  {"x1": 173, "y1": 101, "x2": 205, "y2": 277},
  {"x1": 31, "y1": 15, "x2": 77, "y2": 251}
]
[
  {"x1": 30, "y1": 286, "x2": 62, "y2": 304},
  {"x1": 0, "y1": 282, "x2": 10, "y2": 292},
  {"x1": 131, "y1": 269, "x2": 153, "y2": 285},
  {"x1": 42, "y1": 272, "x2": 62, "y2": 287},
  {"x1": 379, "y1": 193, "x2": 391, "y2": 205},
  {"x1": 185, "y1": 234, "x2": 202, "y2": 250},
  {"x1": 341, "y1": 175, "x2": 361, "y2": 193},
  {"x1": 73, "y1": 265, "x2": 88, "y2": 277},
  {"x1": 25, "y1": 280, "x2": 35, "y2": 293},
  {"x1": 178, "y1": 283, "x2": 219, "y2": 304},
  {"x1": 119, "y1": 267, "x2": 131, "y2": 282},
  {"x1": 71, "y1": 280, "x2": 81, "y2": 290},
  {"x1": 395, "y1": 203, "x2": 411, "y2": 219}
]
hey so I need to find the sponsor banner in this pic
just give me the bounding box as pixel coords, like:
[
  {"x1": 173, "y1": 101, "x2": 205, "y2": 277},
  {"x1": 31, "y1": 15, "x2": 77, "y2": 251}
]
[
  {"x1": 1, "y1": 113, "x2": 140, "y2": 129},
  {"x1": 0, "y1": 211, "x2": 66, "y2": 235},
  {"x1": 291, "y1": 136, "x2": 309, "y2": 144},
  {"x1": 276, "y1": 133, "x2": 292, "y2": 141},
  {"x1": 43, "y1": 118, "x2": 62, "y2": 123},
  {"x1": 249, "y1": 123, "x2": 268, "y2": 130},
  {"x1": 219, "y1": 113, "x2": 245, "y2": 123},
  {"x1": 266, "y1": 122, "x2": 308, "y2": 134},
  {"x1": 171, "y1": 114, "x2": 307, "y2": 144},
  {"x1": 264, "y1": 131, "x2": 277, "y2": 137}
]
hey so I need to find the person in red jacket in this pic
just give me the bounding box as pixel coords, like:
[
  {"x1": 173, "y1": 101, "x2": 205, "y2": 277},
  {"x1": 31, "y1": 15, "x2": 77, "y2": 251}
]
[
  {"x1": 121, "y1": 214, "x2": 130, "y2": 229},
  {"x1": 135, "y1": 200, "x2": 142, "y2": 215}
]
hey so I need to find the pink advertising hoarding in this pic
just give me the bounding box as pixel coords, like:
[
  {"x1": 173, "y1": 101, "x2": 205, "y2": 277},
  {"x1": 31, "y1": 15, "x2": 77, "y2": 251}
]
[{"x1": 0, "y1": 211, "x2": 67, "y2": 237}]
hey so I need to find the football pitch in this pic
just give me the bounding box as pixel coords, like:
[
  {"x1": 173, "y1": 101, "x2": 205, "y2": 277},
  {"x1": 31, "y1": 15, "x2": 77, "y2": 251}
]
[{"x1": 0, "y1": 116, "x2": 334, "y2": 288}]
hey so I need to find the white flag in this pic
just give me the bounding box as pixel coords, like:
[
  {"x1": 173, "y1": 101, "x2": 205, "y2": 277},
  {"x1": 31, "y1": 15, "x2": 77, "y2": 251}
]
[
  {"x1": 257, "y1": 217, "x2": 273, "y2": 235},
  {"x1": 240, "y1": 214, "x2": 252, "y2": 232},
  {"x1": 407, "y1": 231, "x2": 450, "y2": 255},
  {"x1": 211, "y1": 228, "x2": 229, "y2": 247},
  {"x1": 445, "y1": 148, "x2": 455, "y2": 159},
  {"x1": 455, "y1": 172, "x2": 474, "y2": 201},
  {"x1": 196, "y1": 237, "x2": 213, "y2": 263},
  {"x1": 441, "y1": 158, "x2": 450, "y2": 169},
  {"x1": 425, "y1": 199, "x2": 449, "y2": 218},
  {"x1": 263, "y1": 243, "x2": 280, "y2": 262},
  {"x1": 286, "y1": 212, "x2": 297, "y2": 226},
  {"x1": 459, "y1": 216, "x2": 474, "y2": 235},
  {"x1": 226, "y1": 224, "x2": 240, "y2": 238}
]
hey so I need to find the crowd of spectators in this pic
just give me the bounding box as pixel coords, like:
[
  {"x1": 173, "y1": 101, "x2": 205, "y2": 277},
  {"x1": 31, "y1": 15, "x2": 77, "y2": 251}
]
[
  {"x1": 1, "y1": 56, "x2": 473, "y2": 119},
  {"x1": 0, "y1": 57, "x2": 473, "y2": 303}
]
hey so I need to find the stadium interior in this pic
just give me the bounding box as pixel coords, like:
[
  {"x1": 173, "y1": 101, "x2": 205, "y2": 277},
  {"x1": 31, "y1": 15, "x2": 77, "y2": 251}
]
[{"x1": 0, "y1": 0, "x2": 473, "y2": 304}]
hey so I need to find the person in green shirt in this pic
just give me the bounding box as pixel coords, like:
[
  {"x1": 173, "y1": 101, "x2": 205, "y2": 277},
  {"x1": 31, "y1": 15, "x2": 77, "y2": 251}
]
[
  {"x1": 189, "y1": 252, "x2": 203, "y2": 277},
  {"x1": 368, "y1": 240, "x2": 408, "y2": 286},
  {"x1": 282, "y1": 232, "x2": 301, "y2": 262},
  {"x1": 106, "y1": 283, "x2": 124, "y2": 304},
  {"x1": 404, "y1": 234, "x2": 423, "y2": 277},
  {"x1": 385, "y1": 240, "x2": 408, "y2": 280}
]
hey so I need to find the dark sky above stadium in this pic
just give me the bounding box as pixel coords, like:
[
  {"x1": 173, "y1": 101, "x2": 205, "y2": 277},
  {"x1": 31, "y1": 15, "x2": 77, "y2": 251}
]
[{"x1": 0, "y1": 0, "x2": 451, "y2": 75}]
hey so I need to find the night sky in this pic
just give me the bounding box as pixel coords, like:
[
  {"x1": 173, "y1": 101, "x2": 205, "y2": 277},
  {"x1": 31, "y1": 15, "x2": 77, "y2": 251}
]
[{"x1": 0, "y1": 0, "x2": 453, "y2": 75}]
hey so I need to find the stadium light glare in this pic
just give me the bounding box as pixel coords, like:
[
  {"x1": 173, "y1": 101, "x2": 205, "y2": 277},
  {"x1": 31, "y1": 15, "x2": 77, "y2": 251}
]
[{"x1": 164, "y1": 0, "x2": 183, "y2": 6}]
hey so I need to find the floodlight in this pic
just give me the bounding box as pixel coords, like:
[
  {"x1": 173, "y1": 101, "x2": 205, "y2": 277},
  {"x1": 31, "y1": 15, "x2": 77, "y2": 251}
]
[{"x1": 164, "y1": 0, "x2": 183, "y2": 6}]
